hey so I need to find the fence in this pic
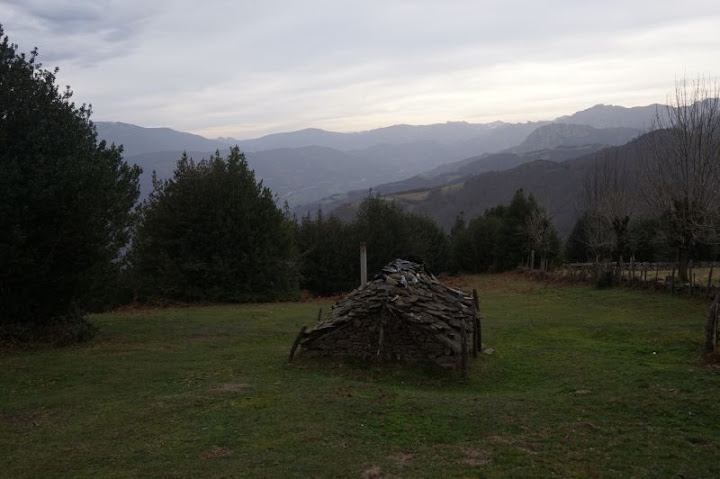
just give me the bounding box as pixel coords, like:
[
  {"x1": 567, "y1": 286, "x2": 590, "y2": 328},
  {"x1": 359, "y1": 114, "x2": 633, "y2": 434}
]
[{"x1": 545, "y1": 260, "x2": 720, "y2": 299}]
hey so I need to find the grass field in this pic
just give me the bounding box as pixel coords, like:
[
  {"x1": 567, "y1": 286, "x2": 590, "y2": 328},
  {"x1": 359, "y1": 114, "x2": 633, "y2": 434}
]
[{"x1": 2, "y1": 274, "x2": 720, "y2": 478}]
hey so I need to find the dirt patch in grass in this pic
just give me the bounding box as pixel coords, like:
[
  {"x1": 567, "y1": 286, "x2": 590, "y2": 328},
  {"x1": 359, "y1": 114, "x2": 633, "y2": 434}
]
[
  {"x1": 460, "y1": 446, "x2": 492, "y2": 466},
  {"x1": 0, "y1": 411, "x2": 47, "y2": 427},
  {"x1": 701, "y1": 351, "x2": 720, "y2": 366},
  {"x1": 389, "y1": 452, "x2": 414, "y2": 467},
  {"x1": 488, "y1": 436, "x2": 538, "y2": 455},
  {"x1": 436, "y1": 274, "x2": 473, "y2": 289},
  {"x1": 474, "y1": 272, "x2": 543, "y2": 293},
  {"x1": 373, "y1": 392, "x2": 397, "y2": 404},
  {"x1": 361, "y1": 465, "x2": 387, "y2": 478},
  {"x1": 201, "y1": 446, "x2": 231, "y2": 459}
]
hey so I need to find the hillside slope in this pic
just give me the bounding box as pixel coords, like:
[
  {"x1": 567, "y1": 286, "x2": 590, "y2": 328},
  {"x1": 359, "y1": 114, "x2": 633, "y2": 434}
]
[{"x1": 330, "y1": 132, "x2": 656, "y2": 237}]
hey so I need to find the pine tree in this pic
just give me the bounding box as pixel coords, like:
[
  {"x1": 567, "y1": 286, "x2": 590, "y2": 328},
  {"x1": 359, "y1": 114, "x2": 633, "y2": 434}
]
[
  {"x1": 0, "y1": 26, "x2": 141, "y2": 343},
  {"x1": 131, "y1": 147, "x2": 298, "y2": 302}
]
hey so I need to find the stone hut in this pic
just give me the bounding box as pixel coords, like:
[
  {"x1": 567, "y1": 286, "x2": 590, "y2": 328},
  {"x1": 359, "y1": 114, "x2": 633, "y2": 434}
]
[{"x1": 291, "y1": 259, "x2": 481, "y2": 371}]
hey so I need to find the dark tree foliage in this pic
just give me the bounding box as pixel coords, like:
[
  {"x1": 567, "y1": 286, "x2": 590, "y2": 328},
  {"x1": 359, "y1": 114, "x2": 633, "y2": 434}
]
[
  {"x1": 449, "y1": 214, "x2": 470, "y2": 273},
  {"x1": 354, "y1": 196, "x2": 449, "y2": 276},
  {"x1": 0, "y1": 26, "x2": 141, "y2": 343},
  {"x1": 565, "y1": 212, "x2": 593, "y2": 263},
  {"x1": 450, "y1": 191, "x2": 560, "y2": 273},
  {"x1": 450, "y1": 214, "x2": 502, "y2": 273},
  {"x1": 492, "y1": 189, "x2": 539, "y2": 271},
  {"x1": 628, "y1": 217, "x2": 664, "y2": 262},
  {"x1": 296, "y1": 210, "x2": 357, "y2": 296},
  {"x1": 131, "y1": 147, "x2": 298, "y2": 302},
  {"x1": 296, "y1": 196, "x2": 449, "y2": 295},
  {"x1": 567, "y1": 212, "x2": 679, "y2": 263}
]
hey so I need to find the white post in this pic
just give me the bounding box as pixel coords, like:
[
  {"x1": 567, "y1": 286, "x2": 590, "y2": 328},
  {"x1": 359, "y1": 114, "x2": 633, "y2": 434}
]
[{"x1": 360, "y1": 242, "x2": 367, "y2": 286}]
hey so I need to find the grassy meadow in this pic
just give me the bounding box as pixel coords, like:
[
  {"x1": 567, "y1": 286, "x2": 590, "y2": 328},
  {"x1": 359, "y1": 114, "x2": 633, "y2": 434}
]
[{"x1": 2, "y1": 274, "x2": 719, "y2": 478}]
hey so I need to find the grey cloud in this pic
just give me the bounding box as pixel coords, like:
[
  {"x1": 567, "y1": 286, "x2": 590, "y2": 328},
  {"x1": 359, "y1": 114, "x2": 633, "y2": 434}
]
[
  {"x1": 4, "y1": 0, "x2": 718, "y2": 138},
  {"x1": 1, "y1": 0, "x2": 158, "y2": 64},
  {"x1": 9, "y1": 0, "x2": 105, "y2": 31}
]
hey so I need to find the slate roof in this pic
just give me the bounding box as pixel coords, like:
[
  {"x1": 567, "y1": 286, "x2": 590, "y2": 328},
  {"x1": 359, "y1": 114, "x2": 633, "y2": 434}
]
[{"x1": 300, "y1": 259, "x2": 477, "y2": 357}]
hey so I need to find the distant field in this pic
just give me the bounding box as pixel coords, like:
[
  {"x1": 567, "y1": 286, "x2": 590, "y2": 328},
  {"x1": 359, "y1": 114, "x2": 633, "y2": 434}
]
[
  {"x1": 2, "y1": 275, "x2": 719, "y2": 478},
  {"x1": 440, "y1": 182, "x2": 464, "y2": 194},
  {"x1": 393, "y1": 190, "x2": 431, "y2": 202}
]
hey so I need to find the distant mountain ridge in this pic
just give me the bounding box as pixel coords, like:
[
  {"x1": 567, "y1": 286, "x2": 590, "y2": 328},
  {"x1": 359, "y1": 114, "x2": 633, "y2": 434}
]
[
  {"x1": 297, "y1": 121, "x2": 643, "y2": 215},
  {"x1": 555, "y1": 103, "x2": 663, "y2": 130},
  {"x1": 95, "y1": 120, "x2": 547, "y2": 204},
  {"x1": 509, "y1": 123, "x2": 641, "y2": 153},
  {"x1": 232, "y1": 121, "x2": 532, "y2": 152},
  {"x1": 95, "y1": 102, "x2": 662, "y2": 207},
  {"x1": 96, "y1": 122, "x2": 231, "y2": 157}
]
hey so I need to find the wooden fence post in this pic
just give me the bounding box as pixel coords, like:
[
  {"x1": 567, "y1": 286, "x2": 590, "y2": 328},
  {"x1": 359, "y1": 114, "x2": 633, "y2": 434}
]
[
  {"x1": 473, "y1": 289, "x2": 482, "y2": 353},
  {"x1": 460, "y1": 315, "x2": 469, "y2": 379},
  {"x1": 704, "y1": 294, "x2": 720, "y2": 355},
  {"x1": 289, "y1": 326, "x2": 307, "y2": 362},
  {"x1": 707, "y1": 263, "x2": 715, "y2": 298},
  {"x1": 376, "y1": 315, "x2": 386, "y2": 364},
  {"x1": 670, "y1": 264, "x2": 676, "y2": 294},
  {"x1": 360, "y1": 243, "x2": 368, "y2": 286},
  {"x1": 689, "y1": 260, "x2": 694, "y2": 295},
  {"x1": 692, "y1": 273, "x2": 696, "y2": 296},
  {"x1": 471, "y1": 296, "x2": 478, "y2": 358}
]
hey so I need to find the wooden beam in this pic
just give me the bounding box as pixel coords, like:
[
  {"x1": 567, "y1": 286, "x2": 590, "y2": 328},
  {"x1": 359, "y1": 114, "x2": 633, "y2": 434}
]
[{"x1": 288, "y1": 326, "x2": 307, "y2": 363}]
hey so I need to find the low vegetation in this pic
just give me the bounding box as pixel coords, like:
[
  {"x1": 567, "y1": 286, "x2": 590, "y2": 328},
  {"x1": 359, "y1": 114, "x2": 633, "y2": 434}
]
[{"x1": 2, "y1": 275, "x2": 718, "y2": 478}]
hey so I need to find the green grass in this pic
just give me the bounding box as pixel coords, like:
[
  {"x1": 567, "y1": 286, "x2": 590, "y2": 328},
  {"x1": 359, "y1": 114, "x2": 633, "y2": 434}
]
[{"x1": 2, "y1": 275, "x2": 720, "y2": 478}]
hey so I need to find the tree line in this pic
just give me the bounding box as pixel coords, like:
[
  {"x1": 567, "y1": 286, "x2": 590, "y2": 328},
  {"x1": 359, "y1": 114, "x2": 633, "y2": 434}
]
[{"x1": 2, "y1": 26, "x2": 719, "y2": 344}]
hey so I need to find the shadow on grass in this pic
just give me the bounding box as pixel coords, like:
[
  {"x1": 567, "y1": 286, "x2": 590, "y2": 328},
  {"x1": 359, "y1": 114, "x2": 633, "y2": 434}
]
[{"x1": 289, "y1": 354, "x2": 471, "y2": 388}]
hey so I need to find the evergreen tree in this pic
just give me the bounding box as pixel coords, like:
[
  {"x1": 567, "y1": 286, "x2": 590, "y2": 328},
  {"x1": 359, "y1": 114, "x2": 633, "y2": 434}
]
[
  {"x1": 449, "y1": 214, "x2": 470, "y2": 273},
  {"x1": 628, "y1": 217, "x2": 663, "y2": 262},
  {"x1": 565, "y1": 212, "x2": 593, "y2": 262},
  {"x1": 296, "y1": 210, "x2": 357, "y2": 295},
  {"x1": 0, "y1": 26, "x2": 141, "y2": 343},
  {"x1": 354, "y1": 195, "x2": 448, "y2": 276},
  {"x1": 450, "y1": 214, "x2": 502, "y2": 273},
  {"x1": 493, "y1": 189, "x2": 537, "y2": 271},
  {"x1": 131, "y1": 148, "x2": 298, "y2": 302}
]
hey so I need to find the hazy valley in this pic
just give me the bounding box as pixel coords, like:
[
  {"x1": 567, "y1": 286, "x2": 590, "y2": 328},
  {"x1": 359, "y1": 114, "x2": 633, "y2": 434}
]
[{"x1": 97, "y1": 103, "x2": 657, "y2": 234}]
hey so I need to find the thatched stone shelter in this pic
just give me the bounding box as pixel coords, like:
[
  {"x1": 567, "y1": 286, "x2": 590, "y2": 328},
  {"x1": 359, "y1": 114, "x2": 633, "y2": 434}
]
[{"x1": 291, "y1": 259, "x2": 481, "y2": 371}]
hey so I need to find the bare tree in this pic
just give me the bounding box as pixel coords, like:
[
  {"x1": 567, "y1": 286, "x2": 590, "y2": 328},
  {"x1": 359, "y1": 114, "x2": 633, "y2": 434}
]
[
  {"x1": 644, "y1": 76, "x2": 720, "y2": 281},
  {"x1": 525, "y1": 207, "x2": 557, "y2": 271},
  {"x1": 582, "y1": 148, "x2": 636, "y2": 262}
]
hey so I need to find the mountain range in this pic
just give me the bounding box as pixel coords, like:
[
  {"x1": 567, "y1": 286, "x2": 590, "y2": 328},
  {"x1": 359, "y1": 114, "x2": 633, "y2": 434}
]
[
  {"x1": 97, "y1": 120, "x2": 546, "y2": 205},
  {"x1": 95, "y1": 103, "x2": 661, "y2": 233},
  {"x1": 327, "y1": 130, "x2": 659, "y2": 238}
]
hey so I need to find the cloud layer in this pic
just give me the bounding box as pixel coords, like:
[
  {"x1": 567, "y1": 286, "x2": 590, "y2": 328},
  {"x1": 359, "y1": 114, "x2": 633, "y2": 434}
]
[{"x1": 2, "y1": 0, "x2": 719, "y2": 138}]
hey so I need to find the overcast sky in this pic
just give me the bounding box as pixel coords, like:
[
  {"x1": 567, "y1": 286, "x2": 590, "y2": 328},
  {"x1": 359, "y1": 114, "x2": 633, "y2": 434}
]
[{"x1": 2, "y1": 0, "x2": 719, "y2": 139}]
